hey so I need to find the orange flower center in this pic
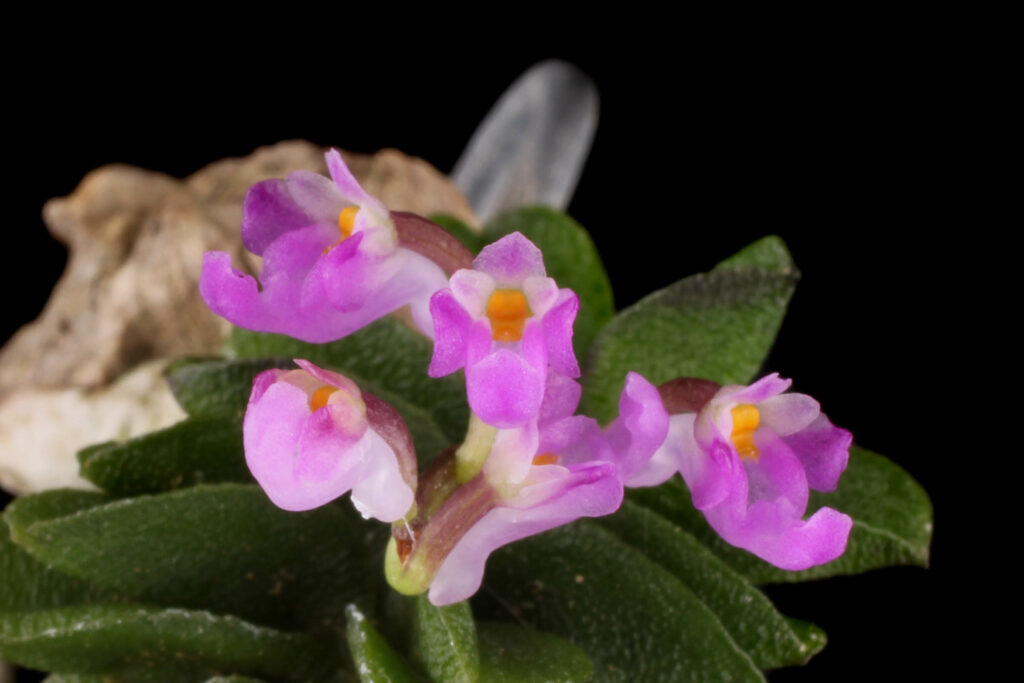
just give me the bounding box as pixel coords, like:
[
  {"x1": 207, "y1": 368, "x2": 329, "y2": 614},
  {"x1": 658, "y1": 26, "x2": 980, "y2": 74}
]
[
  {"x1": 309, "y1": 386, "x2": 339, "y2": 411},
  {"x1": 730, "y1": 404, "x2": 760, "y2": 460},
  {"x1": 323, "y1": 206, "x2": 359, "y2": 254},
  {"x1": 486, "y1": 289, "x2": 531, "y2": 342},
  {"x1": 531, "y1": 453, "x2": 560, "y2": 466}
]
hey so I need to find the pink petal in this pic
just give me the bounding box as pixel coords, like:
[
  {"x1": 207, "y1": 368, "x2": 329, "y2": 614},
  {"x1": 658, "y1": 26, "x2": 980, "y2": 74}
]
[
  {"x1": 427, "y1": 462, "x2": 622, "y2": 605},
  {"x1": 466, "y1": 348, "x2": 546, "y2": 428},
  {"x1": 472, "y1": 232, "x2": 547, "y2": 285},
  {"x1": 541, "y1": 289, "x2": 580, "y2": 378},
  {"x1": 782, "y1": 413, "x2": 852, "y2": 492}
]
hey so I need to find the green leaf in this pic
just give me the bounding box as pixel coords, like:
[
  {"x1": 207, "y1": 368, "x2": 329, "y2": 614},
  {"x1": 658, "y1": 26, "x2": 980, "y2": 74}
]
[
  {"x1": 77, "y1": 416, "x2": 251, "y2": 496},
  {"x1": 580, "y1": 235, "x2": 798, "y2": 423},
  {"x1": 346, "y1": 604, "x2": 421, "y2": 683},
  {"x1": 412, "y1": 595, "x2": 479, "y2": 683},
  {"x1": 0, "y1": 524, "x2": 113, "y2": 612},
  {"x1": 6, "y1": 483, "x2": 375, "y2": 631},
  {"x1": 231, "y1": 317, "x2": 468, "y2": 444},
  {"x1": 165, "y1": 357, "x2": 292, "y2": 420},
  {"x1": 0, "y1": 603, "x2": 338, "y2": 682},
  {"x1": 477, "y1": 621, "x2": 593, "y2": 683},
  {"x1": 483, "y1": 206, "x2": 615, "y2": 359},
  {"x1": 429, "y1": 213, "x2": 484, "y2": 253},
  {"x1": 481, "y1": 521, "x2": 762, "y2": 682},
  {"x1": 598, "y1": 502, "x2": 825, "y2": 669},
  {"x1": 628, "y1": 447, "x2": 932, "y2": 583}
]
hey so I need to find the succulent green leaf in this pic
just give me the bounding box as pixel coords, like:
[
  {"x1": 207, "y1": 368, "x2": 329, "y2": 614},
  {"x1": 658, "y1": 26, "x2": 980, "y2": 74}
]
[
  {"x1": 628, "y1": 447, "x2": 932, "y2": 583},
  {"x1": 165, "y1": 357, "x2": 293, "y2": 420},
  {"x1": 477, "y1": 621, "x2": 594, "y2": 683},
  {"x1": 580, "y1": 235, "x2": 798, "y2": 423},
  {"x1": 598, "y1": 502, "x2": 825, "y2": 669},
  {"x1": 483, "y1": 206, "x2": 615, "y2": 359},
  {"x1": 428, "y1": 213, "x2": 484, "y2": 253},
  {"x1": 77, "y1": 416, "x2": 251, "y2": 496},
  {"x1": 0, "y1": 604, "x2": 338, "y2": 682},
  {"x1": 230, "y1": 317, "x2": 468, "y2": 444},
  {"x1": 412, "y1": 595, "x2": 479, "y2": 683},
  {"x1": 0, "y1": 519, "x2": 113, "y2": 612},
  {"x1": 6, "y1": 483, "x2": 375, "y2": 631},
  {"x1": 346, "y1": 604, "x2": 421, "y2": 683},
  {"x1": 481, "y1": 521, "x2": 762, "y2": 682}
]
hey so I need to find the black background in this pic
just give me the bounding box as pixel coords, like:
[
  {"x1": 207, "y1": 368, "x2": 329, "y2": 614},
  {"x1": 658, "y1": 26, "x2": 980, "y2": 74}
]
[{"x1": 4, "y1": 33, "x2": 973, "y2": 681}]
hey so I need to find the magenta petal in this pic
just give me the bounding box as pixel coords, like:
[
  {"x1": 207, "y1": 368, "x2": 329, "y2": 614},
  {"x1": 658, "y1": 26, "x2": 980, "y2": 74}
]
[
  {"x1": 427, "y1": 462, "x2": 623, "y2": 605},
  {"x1": 605, "y1": 372, "x2": 670, "y2": 481},
  {"x1": 466, "y1": 348, "x2": 546, "y2": 428},
  {"x1": 542, "y1": 289, "x2": 581, "y2": 378},
  {"x1": 538, "y1": 371, "x2": 582, "y2": 426},
  {"x1": 708, "y1": 498, "x2": 853, "y2": 571},
  {"x1": 325, "y1": 148, "x2": 378, "y2": 208},
  {"x1": 742, "y1": 430, "x2": 810, "y2": 514},
  {"x1": 718, "y1": 373, "x2": 792, "y2": 406},
  {"x1": 634, "y1": 414, "x2": 731, "y2": 498},
  {"x1": 759, "y1": 392, "x2": 820, "y2": 436},
  {"x1": 782, "y1": 413, "x2": 852, "y2": 492},
  {"x1": 472, "y1": 232, "x2": 546, "y2": 284},
  {"x1": 538, "y1": 415, "x2": 606, "y2": 466},
  {"x1": 295, "y1": 404, "x2": 367, "y2": 484},
  {"x1": 428, "y1": 290, "x2": 473, "y2": 377},
  {"x1": 241, "y1": 178, "x2": 320, "y2": 255}
]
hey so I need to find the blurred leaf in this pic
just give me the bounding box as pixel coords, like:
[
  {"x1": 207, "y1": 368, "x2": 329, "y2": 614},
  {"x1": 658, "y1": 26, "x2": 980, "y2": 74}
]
[
  {"x1": 6, "y1": 484, "x2": 374, "y2": 631},
  {"x1": 628, "y1": 447, "x2": 932, "y2": 583},
  {"x1": 481, "y1": 521, "x2": 761, "y2": 682},
  {"x1": 0, "y1": 604, "x2": 338, "y2": 682},
  {"x1": 580, "y1": 235, "x2": 797, "y2": 423},
  {"x1": 165, "y1": 357, "x2": 292, "y2": 420},
  {"x1": 77, "y1": 416, "x2": 251, "y2": 496},
  {"x1": 231, "y1": 317, "x2": 468, "y2": 444},
  {"x1": 346, "y1": 604, "x2": 421, "y2": 683},
  {"x1": 477, "y1": 621, "x2": 593, "y2": 683},
  {"x1": 412, "y1": 595, "x2": 479, "y2": 683},
  {"x1": 598, "y1": 502, "x2": 824, "y2": 669},
  {"x1": 429, "y1": 213, "x2": 484, "y2": 253},
  {"x1": 483, "y1": 206, "x2": 615, "y2": 359}
]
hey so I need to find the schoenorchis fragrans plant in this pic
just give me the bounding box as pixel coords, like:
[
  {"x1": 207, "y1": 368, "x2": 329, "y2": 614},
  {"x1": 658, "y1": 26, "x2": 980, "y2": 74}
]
[{"x1": 0, "y1": 148, "x2": 931, "y2": 683}]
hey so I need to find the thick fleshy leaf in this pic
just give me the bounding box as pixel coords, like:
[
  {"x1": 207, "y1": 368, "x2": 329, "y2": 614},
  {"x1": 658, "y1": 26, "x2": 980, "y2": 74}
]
[
  {"x1": 479, "y1": 521, "x2": 762, "y2": 682},
  {"x1": 77, "y1": 416, "x2": 251, "y2": 497},
  {"x1": 165, "y1": 357, "x2": 293, "y2": 419},
  {"x1": 412, "y1": 595, "x2": 479, "y2": 683},
  {"x1": 598, "y1": 502, "x2": 825, "y2": 669},
  {"x1": 477, "y1": 621, "x2": 593, "y2": 683},
  {"x1": 628, "y1": 447, "x2": 932, "y2": 583},
  {"x1": 0, "y1": 513, "x2": 112, "y2": 612},
  {"x1": 231, "y1": 317, "x2": 468, "y2": 443},
  {"x1": 580, "y1": 235, "x2": 798, "y2": 423},
  {"x1": 483, "y1": 206, "x2": 614, "y2": 359},
  {"x1": 345, "y1": 604, "x2": 420, "y2": 683},
  {"x1": 6, "y1": 484, "x2": 375, "y2": 631},
  {"x1": 0, "y1": 604, "x2": 338, "y2": 682}
]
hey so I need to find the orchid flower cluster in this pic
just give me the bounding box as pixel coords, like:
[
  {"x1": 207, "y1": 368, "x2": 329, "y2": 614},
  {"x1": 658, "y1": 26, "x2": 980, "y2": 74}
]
[{"x1": 199, "y1": 150, "x2": 854, "y2": 606}]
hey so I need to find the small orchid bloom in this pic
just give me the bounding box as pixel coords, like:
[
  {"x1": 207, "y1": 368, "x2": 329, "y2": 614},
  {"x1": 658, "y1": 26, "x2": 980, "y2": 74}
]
[
  {"x1": 244, "y1": 359, "x2": 416, "y2": 522},
  {"x1": 428, "y1": 232, "x2": 580, "y2": 428},
  {"x1": 652, "y1": 373, "x2": 853, "y2": 570},
  {"x1": 386, "y1": 371, "x2": 668, "y2": 605},
  {"x1": 200, "y1": 150, "x2": 452, "y2": 342}
]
